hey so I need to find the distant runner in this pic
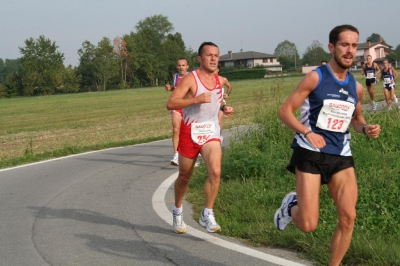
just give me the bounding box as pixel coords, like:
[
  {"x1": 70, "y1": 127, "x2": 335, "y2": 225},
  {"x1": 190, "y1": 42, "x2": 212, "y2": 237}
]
[
  {"x1": 380, "y1": 59, "x2": 398, "y2": 110},
  {"x1": 165, "y1": 58, "x2": 189, "y2": 166},
  {"x1": 361, "y1": 55, "x2": 380, "y2": 111}
]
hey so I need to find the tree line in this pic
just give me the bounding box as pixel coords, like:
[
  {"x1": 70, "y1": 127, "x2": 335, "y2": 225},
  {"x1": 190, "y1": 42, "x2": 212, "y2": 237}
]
[
  {"x1": 0, "y1": 15, "x2": 199, "y2": 97},
  {"x1": 275, "y1": 33, "x2": 400, "y2": 71},
  {"x1": 0, "y1": 15, "x2": 399, "y2": 97}
]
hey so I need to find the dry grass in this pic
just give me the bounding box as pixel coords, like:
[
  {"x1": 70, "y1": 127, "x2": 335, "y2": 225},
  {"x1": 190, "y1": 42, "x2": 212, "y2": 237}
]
[{"x1": 0, "y1": 72, "x2": 383, "y2": 163}]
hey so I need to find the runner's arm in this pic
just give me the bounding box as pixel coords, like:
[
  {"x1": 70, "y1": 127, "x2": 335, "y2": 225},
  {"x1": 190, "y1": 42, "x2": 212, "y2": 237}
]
[
  {"x1": 360, "y1": 64, "x2": 365, "y2": 76},
  {"x1": 224, "y1": 78, "x2": 232, "y2": 96},
  {"x1": 392, "y1": 67, "x2": 398, "y2": 80},
  {"x1": 374, "y1": 63, "x2": 380, "y2": 76},
  {"x1": 165, "y1": 74, "x2": 176, "y2": 91},
  {"x1": 278, "y1": 71, "x2": 326, "y2": 149},
  {"x1": 166, "y1": 74, "x2": 211, "y2": 110},
  {"x1": 350, "y1": 82, "x2": 380, "y2": 138}
]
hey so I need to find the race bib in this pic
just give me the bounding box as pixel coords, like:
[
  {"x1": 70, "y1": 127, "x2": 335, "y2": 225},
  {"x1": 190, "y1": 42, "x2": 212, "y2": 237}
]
[
  {"x1": 384, "y1": 77, "x2": 392, "y2": 84},
  {"x1": 366, "y1": 72, "x2": 375, "y2": 79},
  {"x1": 316, "y1": 100, "x2": 355, "y2": 133},
  {"x1": 191, "y1": 121, "x2": 216, "y2": 145}
]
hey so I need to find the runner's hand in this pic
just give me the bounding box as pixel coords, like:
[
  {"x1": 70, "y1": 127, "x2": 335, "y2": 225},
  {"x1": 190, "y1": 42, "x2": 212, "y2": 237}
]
[
  {"x1": 305, "y1": 132, "x2": 326, "y2": 149},
  {"x1": 165, "y1": 84, "x2": 171, "y2": 91},
  {"x1": 365, "y1": 124, "x2": 381, "y2": 138},
  {"x1": 223, "y1": 106, "x2": 234, "y2": 117},
  {"x1": 197, "y1": 92, "x2": 212, "y2": 103}
]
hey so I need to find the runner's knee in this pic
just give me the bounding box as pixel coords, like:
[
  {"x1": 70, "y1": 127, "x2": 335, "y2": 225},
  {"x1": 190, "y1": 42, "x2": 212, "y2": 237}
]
[{"x1": 297, "y1": 217, "x2": 319, "y2": 233}]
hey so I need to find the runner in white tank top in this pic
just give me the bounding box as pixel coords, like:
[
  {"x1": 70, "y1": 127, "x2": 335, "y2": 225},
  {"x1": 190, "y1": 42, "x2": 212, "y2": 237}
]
[{"x1": 166, "y1": 42, "x2": 234, "y2": 234}]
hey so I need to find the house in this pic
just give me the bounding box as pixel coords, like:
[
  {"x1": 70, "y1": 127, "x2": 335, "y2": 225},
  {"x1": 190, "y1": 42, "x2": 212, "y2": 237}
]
[
  {"x1": 219, "y1": 51, "x2": 282, "y2": 72},
  {"x1": 355, "y1": 37, "x2": 393, "y2": 68}
]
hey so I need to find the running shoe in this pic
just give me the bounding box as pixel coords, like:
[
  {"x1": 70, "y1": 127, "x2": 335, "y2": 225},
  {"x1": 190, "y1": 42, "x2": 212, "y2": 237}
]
[
  {"x1": 372, "y1": 101, "x2": 377, "y2": 111},
  {"x1": 199, "y1": 209, "x2": 221, "y2": 233},
  {"x1": 274, "y1": 192, "x2": 297, "y2": 231},
  {"x1": 170, "y1": 154, "x2": 179, "y2": 166},
  {"x1": 194, "y1": 154, "x2": 202, "y2": 167},
  {"x1": 388, "y1": 106, "x2": 393, "y2": 110},
  {"x1": 173, "y1": 211, "x2": 186, "y2": 234},
  {"x1": 393, "y1": 96, "x2": 398, "y2": 104}
]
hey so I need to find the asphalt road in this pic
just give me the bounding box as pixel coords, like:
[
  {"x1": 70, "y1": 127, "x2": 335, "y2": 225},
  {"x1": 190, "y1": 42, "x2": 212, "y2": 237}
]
[{"x1": 0, "y1": 127, "x2": 313, "y2": 266}]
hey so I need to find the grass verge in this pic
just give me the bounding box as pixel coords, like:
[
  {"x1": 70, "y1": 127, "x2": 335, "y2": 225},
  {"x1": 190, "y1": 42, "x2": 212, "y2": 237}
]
[{"x1": 186, "y1": 76, "x2": 400, "y2": 266}]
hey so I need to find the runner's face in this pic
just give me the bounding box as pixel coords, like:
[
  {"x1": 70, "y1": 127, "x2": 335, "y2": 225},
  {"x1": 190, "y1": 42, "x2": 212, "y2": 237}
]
[
  {"x1": 383, "y1": 61, "x2": 389, "y2": 68},
  {"x1": 198, "y1": 45, "x2": 219, "y2": 73},
  {"x1": 176, "y1": 60, "x2": 189, "y2": 76},
  {"x1": 330, "y1": 30, "x2": 358, "y2": 70},
  {"x1": 367, "y1": 56, "x2": 372, "y2": 63}
]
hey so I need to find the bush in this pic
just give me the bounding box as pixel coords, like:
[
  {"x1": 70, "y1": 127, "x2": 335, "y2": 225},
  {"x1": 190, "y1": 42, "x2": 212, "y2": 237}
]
[{"x1": 219, "y1": 68, "x2": 266, "y2": 80}]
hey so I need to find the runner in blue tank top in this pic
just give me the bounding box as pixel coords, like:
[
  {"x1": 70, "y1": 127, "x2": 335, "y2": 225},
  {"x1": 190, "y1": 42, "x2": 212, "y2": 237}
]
[
  {"x1": 379, "y1": 58, "x2": 399, "y2": 110},
  {"x1": 274, "y1": 25, "x2": 381, "y2": 266},
  {"x1": 361, "y1": 55, "x2": 380, "y2": 110}
]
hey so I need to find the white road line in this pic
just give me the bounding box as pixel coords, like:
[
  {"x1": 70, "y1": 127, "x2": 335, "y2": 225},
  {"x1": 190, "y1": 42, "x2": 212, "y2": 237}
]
[{"x1": 152, "y1": 172, "x2": 306, "y2": 266}]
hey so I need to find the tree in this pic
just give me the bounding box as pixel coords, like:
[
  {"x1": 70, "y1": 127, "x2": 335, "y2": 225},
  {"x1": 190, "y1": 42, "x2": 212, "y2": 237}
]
[
  {"x1": 77, "y1": 41, "x2": 97, "y2": 91},
  {"x1": 163, "y1": 33, "x2": 186, "y2": 81},
  {"x1": 368, "y1": 33, "x2": 385, "y2": 43},
  {"x1": 135, "y1": 14, "x2": 173, "y2": 42},
  {"x1": 4, "y1": 59, "x2": 21, "y2": 80},
  {"x1": 57, "y1": 66, "x2": 80, "y2": 93},
  {"x1": 19, "y1": 35, "x2": 65, "y2": 95},
  {"x1": 385, "y1": 44, "x2": 400, "y2": 64},
  {"x1": 302, "y1": 40, "x2": 330, "y2": 66},
  {"x1": 113, "y1": 36, "x2": 129, "y2": 86},
  {"x1": 125, "y1": 14, "x2": 184, "y2": 87},
  {"x1": 0, "y1": 59, "x2": 5, "y2": 84},
  {"x1": 274, "y1": 40, "x2": 299, "y2": 70},
  {"x1": 93, "y1": 37, "x2": 119, "y2": 91}
]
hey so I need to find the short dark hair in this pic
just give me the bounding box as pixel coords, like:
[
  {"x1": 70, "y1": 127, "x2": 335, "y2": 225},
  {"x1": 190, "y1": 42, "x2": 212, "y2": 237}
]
[
  {"x1": 329, "y1": 25, "x2": 359, "y2": 46},
  {"x1": 198, "y1": 42, "x2": 218, "y2": 56},
  {"x1": 176, "y1": 58, "x2": 188, "y2": 64}
]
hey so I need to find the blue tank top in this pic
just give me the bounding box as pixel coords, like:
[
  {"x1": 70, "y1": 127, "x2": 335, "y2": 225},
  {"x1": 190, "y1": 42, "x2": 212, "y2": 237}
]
[
  {"x1": 381, "y1": 67, "x2": 393, "y2": 81},
  {"x1": 290, "y1": 65, "x2": 359, "y2": 156},
  {"x1": 364, "y1": 63, "x2": 376, "y2": 79}
]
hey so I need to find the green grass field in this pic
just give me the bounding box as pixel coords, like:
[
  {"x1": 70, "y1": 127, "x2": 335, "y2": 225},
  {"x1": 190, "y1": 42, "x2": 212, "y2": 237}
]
[{"x1": 1, "y1": 72, "x2": 399, "y2": 265}]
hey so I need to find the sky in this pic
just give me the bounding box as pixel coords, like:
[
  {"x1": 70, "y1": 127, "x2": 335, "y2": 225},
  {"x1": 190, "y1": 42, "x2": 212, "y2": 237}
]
[{"x1": 1, "y1": 0, "x2": 400, "y2": 67}]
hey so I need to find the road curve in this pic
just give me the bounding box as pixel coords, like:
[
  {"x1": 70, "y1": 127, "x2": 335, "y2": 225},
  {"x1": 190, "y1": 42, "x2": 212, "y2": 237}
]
[{"x1": 0, "y1": 127, "x2": 312, "y2": 266}]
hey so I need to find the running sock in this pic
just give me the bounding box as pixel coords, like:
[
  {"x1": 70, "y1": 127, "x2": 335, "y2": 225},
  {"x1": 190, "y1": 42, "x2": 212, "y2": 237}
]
[
  {"x1": 173, "y1": 206, "x2": 183, "y2": 214},
  {"x1": 203, "y1": 208, "x2": 212, "y2": 216},
  {"x1": 288, "y1": 199, "x2": 298, "y2": 217}
]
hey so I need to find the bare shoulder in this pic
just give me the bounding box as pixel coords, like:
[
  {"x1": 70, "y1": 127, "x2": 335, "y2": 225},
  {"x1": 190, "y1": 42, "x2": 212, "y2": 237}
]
[{"x1": 296, "y1": 70, "x2": 320, "y2": 92}]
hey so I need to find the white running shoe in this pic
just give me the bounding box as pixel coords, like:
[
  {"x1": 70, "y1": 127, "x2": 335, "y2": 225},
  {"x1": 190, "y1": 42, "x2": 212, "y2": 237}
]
[
  {"x1": 199, "y1": 209, "x2": 221, "y2": 233},
  {"x1": 194, "y1": 154, "x2": 202, "y2": 167},
  {"x1": 372, "y1": 101, "x2": 377, "y2": 111},
  {"x1": 170, "y1": 154, "x2": 179, "y2": 166},
  {"x1": 388, "y1": 106, "x2": 393, "y2": 110},
  {"x1": 392, "y1": 96, "x2": 398, "y2": 104},
  {"x1": 173, "y1": 211, "x2": 186, "y2": 234},
  {"x1": 274, "y1": 192, "x2": 297, "y2": 231}
]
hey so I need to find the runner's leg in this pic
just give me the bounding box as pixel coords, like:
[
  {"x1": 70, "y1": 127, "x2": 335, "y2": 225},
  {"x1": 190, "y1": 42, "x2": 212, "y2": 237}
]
[
  {"x1": 291, "y1": 169, "x2": 322, "y2": 232},
  {"x1": 327, "y1": 167, "x2": 357, "y2": 266},
  {"x1": 174, "y1": 155, "x2": 196, "y2": 208},
  {"x1": 200, "y1": 141, "x2": 222, "y2": 209}
]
